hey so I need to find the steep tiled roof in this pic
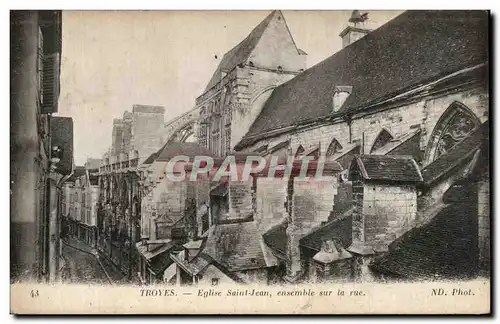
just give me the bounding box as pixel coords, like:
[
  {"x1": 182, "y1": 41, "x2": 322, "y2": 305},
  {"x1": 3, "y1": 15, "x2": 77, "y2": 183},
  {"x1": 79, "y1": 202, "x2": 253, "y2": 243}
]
[
  {"x1": 350, "y1": 155, "x2": 423, "y2": 182},
  {"x1": 371, "y1": 129, "x2": 421, "y2": 157},
  {"x1": 149, "y1": 251, "x2": 175, "y2": 275},
  {"x1": 262, "y1": 220, "x2": 288, "y2": 257},
  {"x1": 204, "y1": 221, "x2": 276, "y2": 271},
  {"x1": 172, "y1": 251, "x2": 246, "y2": 283},
  {"x1": 156, "y1": 142, "x2": 215, "y2": 162},
  {"x1": 421, "y1": 121, "x2": 489, "y2": 185},
  {"x1": 136, "y1": 240, "x2": 175, "y2": 260},
  {"x1": 370, "y1": 199, "x2": 479, "y2": 279},
  {"x1": 299, "y1": 211, "x2": 353, "y2": 252},
  {"x1": 142, "y1": 141, "x2": 215, "y2": 165},
  {"x1": 330, "y1": 142, "x2": 361, "y2": 170},
  {"x1": 204, "y1": 11, "x2": 277, "y2": 92},
  {"x1": 245, "y1": 10, "x2": 488, "y2": 137},
  {"x1": 172, "y1": 250, "x2": 212, "y2": 275},
  {"x1": 68, "y1": 166, "x2": 86, "y2": 182}
]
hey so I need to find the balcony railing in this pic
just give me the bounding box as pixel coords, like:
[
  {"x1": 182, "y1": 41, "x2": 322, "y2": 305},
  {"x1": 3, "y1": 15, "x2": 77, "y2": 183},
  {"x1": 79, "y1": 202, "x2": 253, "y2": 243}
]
[{"x1": 99, "y1": 157, "x2": 140, "y2": 174}]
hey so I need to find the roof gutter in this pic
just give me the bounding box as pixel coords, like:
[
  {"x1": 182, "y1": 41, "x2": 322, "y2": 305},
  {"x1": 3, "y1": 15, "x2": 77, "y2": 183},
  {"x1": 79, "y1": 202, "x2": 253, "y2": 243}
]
[
  {"x1": 236, "y1": 63, "x2": 486, "y2": 150},
  {"x1": 352, "y1": 63, "x2": 487, "y2": 115}
]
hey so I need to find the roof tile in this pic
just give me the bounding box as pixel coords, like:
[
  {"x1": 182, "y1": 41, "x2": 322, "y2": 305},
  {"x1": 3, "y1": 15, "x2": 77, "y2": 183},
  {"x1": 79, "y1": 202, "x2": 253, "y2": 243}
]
[
  {"x1": 245, "y1": 10, "x2": 488, "y2": 137},
  {"x1": 350, "y1": 155, "x2": 422, "y2": 182}
]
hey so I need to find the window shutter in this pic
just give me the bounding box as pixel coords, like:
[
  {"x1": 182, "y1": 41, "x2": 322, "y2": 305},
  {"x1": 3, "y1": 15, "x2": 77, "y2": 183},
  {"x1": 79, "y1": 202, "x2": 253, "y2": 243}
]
[
  {"x1": 41, "y1": 53, "x2": 60, "y2": 114},
  {"x1": 37, "y1": 27, "x2": 44, "y2": 104}
]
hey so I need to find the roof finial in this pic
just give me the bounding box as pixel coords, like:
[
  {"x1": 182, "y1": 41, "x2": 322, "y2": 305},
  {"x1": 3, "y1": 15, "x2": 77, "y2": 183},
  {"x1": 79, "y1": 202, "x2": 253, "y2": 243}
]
[{"x1": 348, "y1": 10, "x2": 368, "y2": 26}]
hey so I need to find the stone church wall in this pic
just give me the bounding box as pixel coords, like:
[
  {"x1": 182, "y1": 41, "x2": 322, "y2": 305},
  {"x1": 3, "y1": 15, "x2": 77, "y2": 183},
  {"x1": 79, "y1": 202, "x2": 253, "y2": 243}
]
[{"x1": 242, "y1": 86, "x2": 488, "y2": 170}]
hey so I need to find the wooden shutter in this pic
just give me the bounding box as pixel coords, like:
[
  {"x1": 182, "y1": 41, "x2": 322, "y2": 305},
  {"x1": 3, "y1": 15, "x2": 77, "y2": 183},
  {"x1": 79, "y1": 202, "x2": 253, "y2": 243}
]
[
  {"x1": 37, "y1": 27, "x2": 44, "y2": 104},
  {"x1": 49, "y1": 116, "x2": 74, "y2": 175},
  {"x1": 41, "y1": 53, "x2": 60, "y2": 114}
]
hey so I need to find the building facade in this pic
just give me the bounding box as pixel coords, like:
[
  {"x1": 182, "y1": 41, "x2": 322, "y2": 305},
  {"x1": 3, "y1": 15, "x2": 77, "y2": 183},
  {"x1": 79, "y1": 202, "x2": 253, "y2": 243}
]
[
  {"x1": 10, "y1": 10, "x2": 70, "y2": 283},
  {"x1": 61, "y1": 161, "x2": 100, "y2": 248},
  {"x1": 110, "y1": 104, "x2": 166, "y2": 162},
  {"x1": 96, "y1": 104, "x2": 167, "y2": 281},
  {"x1": 136, "y1": 142, "x2": 215, "y2": 284},
  {"x1": 97, "y1": 150, "x2": 142, "y2": 280},
  {"x1": 176, "y1": 10, "x2": 490, "y2": 284},
  {"x1": 76, "y1": 10, "x2": 489, "y2": 285},
  {"x1": 195, "y1": 10, "x2": 307, "y2": 157},
  {"x1": 235, "y1": 10, "x2": 489, "y2": 281}
]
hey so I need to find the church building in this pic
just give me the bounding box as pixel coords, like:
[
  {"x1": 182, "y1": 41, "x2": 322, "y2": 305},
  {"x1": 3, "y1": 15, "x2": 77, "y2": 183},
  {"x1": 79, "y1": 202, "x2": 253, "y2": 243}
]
[{"x1": 181, "y1": 10, "x2": 489, "y2": 284}]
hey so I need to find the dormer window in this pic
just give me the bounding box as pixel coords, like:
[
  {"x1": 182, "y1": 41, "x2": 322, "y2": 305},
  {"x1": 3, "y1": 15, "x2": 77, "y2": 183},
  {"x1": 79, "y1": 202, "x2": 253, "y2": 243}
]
[
  {"x1": 332, "y1": 86, "x2": 352, "y2": 112},
  {"x1": 277, "y1": 66, "x2": 283, "y2": 72}
]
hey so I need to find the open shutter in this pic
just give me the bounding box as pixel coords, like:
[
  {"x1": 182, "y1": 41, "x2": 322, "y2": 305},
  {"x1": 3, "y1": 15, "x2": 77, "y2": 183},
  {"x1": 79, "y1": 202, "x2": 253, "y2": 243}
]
[
  {"x1": 50, "y1": 116, "x2": 74, "y2": 175},
  {"x1": 41, "y1": 53, "x2": 60, "y2": 114},
  {"x1": 37, "y1": 27, "x2": 44, "y2": 104}
]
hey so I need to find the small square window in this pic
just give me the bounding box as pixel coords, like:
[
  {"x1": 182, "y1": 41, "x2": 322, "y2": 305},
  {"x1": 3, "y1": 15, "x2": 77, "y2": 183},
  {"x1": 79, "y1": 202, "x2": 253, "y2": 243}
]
[{"x1": 211, "y1": 278, "x2": 219, "y2": 286}]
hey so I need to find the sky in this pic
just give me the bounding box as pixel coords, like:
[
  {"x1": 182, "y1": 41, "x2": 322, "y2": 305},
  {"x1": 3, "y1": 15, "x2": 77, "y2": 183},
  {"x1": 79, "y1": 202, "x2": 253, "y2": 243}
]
[{"x1": 56, "y1": 10, "x2": 402, "y2": 165}]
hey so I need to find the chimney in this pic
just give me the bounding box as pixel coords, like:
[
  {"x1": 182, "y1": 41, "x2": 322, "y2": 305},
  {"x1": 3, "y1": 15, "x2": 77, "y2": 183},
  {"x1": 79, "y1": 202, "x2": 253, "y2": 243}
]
[{"x1": 339, "y1": 10, "x2": 371, "y2": 49}]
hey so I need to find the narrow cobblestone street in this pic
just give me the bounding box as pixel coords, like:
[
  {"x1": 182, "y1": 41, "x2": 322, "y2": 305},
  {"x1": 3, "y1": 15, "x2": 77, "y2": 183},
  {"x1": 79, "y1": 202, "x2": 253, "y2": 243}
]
[{"x1": 61, "y1": 240, "x2": 110, "y2": 285}]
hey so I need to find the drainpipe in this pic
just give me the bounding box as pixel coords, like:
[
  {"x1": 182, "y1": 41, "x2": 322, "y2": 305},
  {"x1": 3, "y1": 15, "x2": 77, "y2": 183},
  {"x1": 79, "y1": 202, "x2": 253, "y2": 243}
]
[
  {"x1": 348, "y1": 119, "x2": 353, "y2": 144},
  {"x1": 47, "y1": 111, "x2": 74, "y2": 283},
  {"x1": 362, "y1": 132, "x2": 365, "y2": 155},
  {"x1": 47, "y1": 172, "x2": 59, "y2": 283},
  {"x1": 48, "y1": 164, "x2": 73, "y2": 283},
  {"x1": 343, "y1": 114, "x2": 353, "y2": 144}
]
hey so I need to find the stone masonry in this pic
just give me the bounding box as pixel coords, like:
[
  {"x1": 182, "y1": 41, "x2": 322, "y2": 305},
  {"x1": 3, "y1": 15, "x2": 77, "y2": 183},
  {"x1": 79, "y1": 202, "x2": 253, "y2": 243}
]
[
  {"x1": 196, "y1": 10, "x2": 306, "y2": 157},
  {"x1": 242, "y1": 87, "x2": 489, "y2": 168},
  {"x1": 254, "y1": 177, "x2": 288, "y2": 234},
  {"x1": 110, "y1": 104, "x2": 166, "y2": 162},
  {"x1": 287, "y1": 176, "x2": 338, "y2": 278},
  {"x1": 478, "y1": 179, "x2": 490, "y2": 270}
]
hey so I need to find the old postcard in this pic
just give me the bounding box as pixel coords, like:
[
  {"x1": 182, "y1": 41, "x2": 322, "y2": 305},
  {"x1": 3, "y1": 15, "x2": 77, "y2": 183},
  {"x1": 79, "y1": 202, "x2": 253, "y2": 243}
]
[{"x1": 10, "y1": 9, "x2": 490, "y2": 315}]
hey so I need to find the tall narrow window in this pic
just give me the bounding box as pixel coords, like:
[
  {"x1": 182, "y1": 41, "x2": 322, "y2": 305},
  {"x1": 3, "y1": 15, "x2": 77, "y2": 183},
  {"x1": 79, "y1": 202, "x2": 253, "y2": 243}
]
[
  {"x1": 225, "y1": 127, "x2": 231, "y2": 155},
  {"x1": 199, "y1": 123, "x2": 208, "y2": 148},
  {"x1": 211, "y1": 117, "x2": 218, "y2": 156},
  {"x1": 206, "y1": 124, "x2": 211, "y2": 151},
  {"x1": 370, "y1": 129, "x2": 393, "y2": 153},
  {"x1": 326, "y1": 139, "x2": 343, "y2": 157}
]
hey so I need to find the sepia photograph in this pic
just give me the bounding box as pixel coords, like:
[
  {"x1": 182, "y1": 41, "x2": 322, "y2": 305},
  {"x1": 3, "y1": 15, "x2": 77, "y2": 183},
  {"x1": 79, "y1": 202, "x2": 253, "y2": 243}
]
[{"x1": 9, "y1": 8, "x2": 490, "y2": 314}]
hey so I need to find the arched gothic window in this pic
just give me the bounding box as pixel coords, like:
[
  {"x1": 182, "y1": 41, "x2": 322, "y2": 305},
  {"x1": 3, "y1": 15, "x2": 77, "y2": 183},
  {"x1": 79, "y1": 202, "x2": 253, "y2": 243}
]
[
  {"x1": 295, "y1": 145, "x2": 305, "y2": 157},
  {"x1": 326, "y1": 138, "x2": 343, "y2": 157},
  {"x1": 370, "y1": 129, "x2": 394, "y2": 153},
  {"x1": 424, "y1": 102, "x2": 480, "y2": 164}
]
